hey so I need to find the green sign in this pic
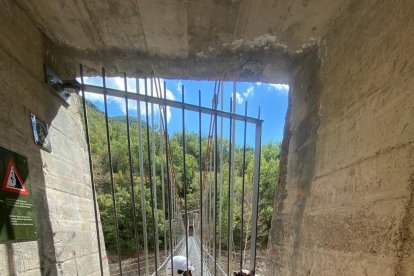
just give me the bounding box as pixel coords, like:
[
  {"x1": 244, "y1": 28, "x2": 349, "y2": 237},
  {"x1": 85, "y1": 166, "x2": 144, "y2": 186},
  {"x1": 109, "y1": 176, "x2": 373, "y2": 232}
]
[{"x1": 0, "y1": 146, "x2": 37, "y2": 241}]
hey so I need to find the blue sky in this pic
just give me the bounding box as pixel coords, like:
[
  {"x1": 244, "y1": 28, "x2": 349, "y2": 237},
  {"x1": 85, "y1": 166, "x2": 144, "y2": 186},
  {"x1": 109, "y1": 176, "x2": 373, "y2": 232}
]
[{"x1": 82, "y1": 77, "x2": 288, "y2": 145}]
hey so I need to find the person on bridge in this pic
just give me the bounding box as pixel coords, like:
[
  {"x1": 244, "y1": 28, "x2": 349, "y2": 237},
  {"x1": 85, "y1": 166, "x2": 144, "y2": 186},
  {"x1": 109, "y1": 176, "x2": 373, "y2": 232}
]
[{"x1": 166, "y1": 255, "x2": 194, "y2": 276}]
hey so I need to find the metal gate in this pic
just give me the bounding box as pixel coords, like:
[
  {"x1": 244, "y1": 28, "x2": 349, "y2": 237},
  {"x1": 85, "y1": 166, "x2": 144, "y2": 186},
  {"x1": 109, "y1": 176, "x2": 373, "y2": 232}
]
[{"x1": 79, "y1": 65, "x2": 262, "y2": 276}]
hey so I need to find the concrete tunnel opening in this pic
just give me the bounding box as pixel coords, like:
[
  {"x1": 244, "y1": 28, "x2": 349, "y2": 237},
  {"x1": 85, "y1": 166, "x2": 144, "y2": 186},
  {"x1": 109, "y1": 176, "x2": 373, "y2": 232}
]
[
  {"x1": 78, "y1": 71, "x2": 289, "y2": 275},
  {"x1": 0, "y1": 1, "x2": 413, "y2": 275}
]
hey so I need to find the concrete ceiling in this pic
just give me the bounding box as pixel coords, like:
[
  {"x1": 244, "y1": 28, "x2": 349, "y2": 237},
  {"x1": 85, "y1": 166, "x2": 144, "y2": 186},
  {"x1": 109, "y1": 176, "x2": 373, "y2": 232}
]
[{"x1": 15, "y1": 0, "x2": 348, "y2": 81}]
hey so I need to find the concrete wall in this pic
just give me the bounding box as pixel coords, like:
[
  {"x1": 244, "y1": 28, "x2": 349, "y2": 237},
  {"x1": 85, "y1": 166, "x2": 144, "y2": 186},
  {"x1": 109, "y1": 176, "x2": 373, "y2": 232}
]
[
  {"x1": 268, "y1": 0, "x2": 414, "y2": 275},
  {"x1": 0, "y1": 1, "x2": 108, "y2": 274}
]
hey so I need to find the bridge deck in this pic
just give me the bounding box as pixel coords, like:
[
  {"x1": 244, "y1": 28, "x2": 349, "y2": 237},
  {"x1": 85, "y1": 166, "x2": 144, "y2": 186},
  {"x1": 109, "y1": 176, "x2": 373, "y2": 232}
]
[{"x1": 176, "y1": 236, "x2": 211, "y2": 276}]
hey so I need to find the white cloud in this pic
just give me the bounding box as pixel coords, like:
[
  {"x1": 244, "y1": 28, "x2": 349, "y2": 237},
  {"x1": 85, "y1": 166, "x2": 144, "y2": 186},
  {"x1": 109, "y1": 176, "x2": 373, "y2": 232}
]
[
  {"x1": 84, "y1": 91, "x2": 103, "y2": 103},
  {"x1": 255, "y1": 82, "x2": 262, "y2": 86},
  {"x1": 144, "y1": 79, "x2": 175, "y2": 123},
  {"x1": 84, "y1": 89, "x2": 129, "y2": 114},
  {"x1": 176, "y1": 81, "x2": 182, "y2": 94},
  {"x1": 267, "y1": 83, "x2": 289, "y2": 94},
  {"x1": 243, "y1": 86, "x2": 254, "y2": 97},
  {"x1": 83, "y1": 77, "x2": 175, "y2": 123},
  {"x1": 232, "y1": 92, "x2": 244, "y2": 105}
]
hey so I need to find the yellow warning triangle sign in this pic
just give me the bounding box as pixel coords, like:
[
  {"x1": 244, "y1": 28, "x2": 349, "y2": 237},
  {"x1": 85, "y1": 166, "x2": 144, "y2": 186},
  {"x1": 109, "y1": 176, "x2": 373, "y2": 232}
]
[{"x1": 2, "y1": 160, "x2": 29, "y2": 195}]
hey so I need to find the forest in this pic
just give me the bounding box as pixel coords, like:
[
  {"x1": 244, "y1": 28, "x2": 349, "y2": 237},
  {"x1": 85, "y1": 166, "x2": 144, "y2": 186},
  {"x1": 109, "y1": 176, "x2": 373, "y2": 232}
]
[{"x1": 82, "y1": 100, "x2": 281, "y2": 256}]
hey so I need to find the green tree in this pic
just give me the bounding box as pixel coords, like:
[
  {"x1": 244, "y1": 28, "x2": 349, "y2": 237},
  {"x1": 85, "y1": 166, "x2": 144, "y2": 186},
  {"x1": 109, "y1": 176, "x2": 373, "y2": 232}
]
[{"x1": 80, "y1": 99, "x2": 281, "y2": 254}]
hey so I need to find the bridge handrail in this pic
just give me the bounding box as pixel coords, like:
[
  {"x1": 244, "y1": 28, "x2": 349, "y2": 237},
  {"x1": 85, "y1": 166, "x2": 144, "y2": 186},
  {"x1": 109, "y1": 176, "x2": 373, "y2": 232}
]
[{"x1": 151, "y1": 237, "x2": 186, "y2": 276}]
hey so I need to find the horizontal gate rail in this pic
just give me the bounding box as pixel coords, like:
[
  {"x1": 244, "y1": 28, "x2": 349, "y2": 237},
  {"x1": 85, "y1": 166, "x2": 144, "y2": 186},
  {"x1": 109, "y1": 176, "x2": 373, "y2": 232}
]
[{"x1": 83, "y1": 84, "x2": 262, "y2": 124}]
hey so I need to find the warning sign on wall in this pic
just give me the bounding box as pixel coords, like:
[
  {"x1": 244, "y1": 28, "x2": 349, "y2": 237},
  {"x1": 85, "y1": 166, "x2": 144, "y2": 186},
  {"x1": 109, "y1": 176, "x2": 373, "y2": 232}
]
[
  {"x1": 2, "y1": 160, "x2": 30, "y2": 195},
  {"x1": 0, "y1": 146, "x2": 37, "y2": 241}
]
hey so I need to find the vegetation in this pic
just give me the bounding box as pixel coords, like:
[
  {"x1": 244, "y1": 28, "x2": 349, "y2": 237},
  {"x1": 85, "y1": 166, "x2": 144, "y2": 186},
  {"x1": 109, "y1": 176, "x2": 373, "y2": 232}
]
[{"x1": 82, "y1": 101, "x2": 281, "y2": 254}]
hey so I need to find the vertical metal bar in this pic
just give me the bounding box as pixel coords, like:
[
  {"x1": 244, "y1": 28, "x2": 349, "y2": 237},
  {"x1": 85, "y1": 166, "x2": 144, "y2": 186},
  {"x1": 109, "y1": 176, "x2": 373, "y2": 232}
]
[
  {"x1": 79, "y1": 65, "x2": 104, "y2": 276},
  {"x1": 198, "y1": 90, "x2": 204, "y2": 276},
  {"x1": 136, "y1": 78, "x2": 150, "y2": 275},
  {"x1": 218, "y1": 81, "x2": 224, "y2": 266},
  {"x1": 124, "y1": 73, "x2": 141, "y2": 275},
  {"x1": 240, "y1": 101, "x2": 248, "y2": 272},
  {"x1": 208, "y1": 154, "x2": 212, "y2": 257},
  {"x1": 172, "y1": 167, "x2": 176, "y2": 248},
  {"x1": 249, "y1": 109, "x2": 262, "y2": 274},
  {"x1": 203, "y1": 178, "x2": 206, "y2": 263},
  {"x1": 205, "y1": 186, "x2": 209, "y2": 268},
  {"x1": 206, "y1": 145, "x2": 209, "y2": 266},
  {"x1": 145, "y1": 78, "x2": 158, "y2": 275},
  {"x1": 158, "y1": 81, "x2": 167, "y2": 261},
  {"x1": 181, "y1": 85, "x2": 190, "y2": 271},
  {"x1": 175, "y1": 194, "x2": 178, "y2": 248},
  {"x1": 153, "y1": 80, "x2": 167, "y2": 260},
  {"x1": 229, "y1": 82, "x2": 237, "y2": 272},
  {"x1": 150, "y1": 78, "x2": 160, "y2": 268},
  {"x1": 213, "y1": 97, "x2": 218, "y2": 276},
  {"x1": 159, "y1": 107, "x2": 167, "y2": 258},
  {"x1": 227, "y1": 98, "x2": 233, "y2": 275},
  {"x1": 163, "y1": 82, "x2": 174, "y2": 275},
  {"x1": 175, "y1": 191, "x2": 178, "y2": 247},
  {"x1": 102, "y1": 68, "x2": 123, "y2": 275},
  {"x1": 172, "y1": 184, "x2": 175, "y2": 247}
]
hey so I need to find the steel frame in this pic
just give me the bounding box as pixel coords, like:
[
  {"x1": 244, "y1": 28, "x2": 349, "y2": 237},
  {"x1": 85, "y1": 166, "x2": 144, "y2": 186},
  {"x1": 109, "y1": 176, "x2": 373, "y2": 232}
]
[{"x1": 80, "y1": 66, "x2": 263, "y2": 276}]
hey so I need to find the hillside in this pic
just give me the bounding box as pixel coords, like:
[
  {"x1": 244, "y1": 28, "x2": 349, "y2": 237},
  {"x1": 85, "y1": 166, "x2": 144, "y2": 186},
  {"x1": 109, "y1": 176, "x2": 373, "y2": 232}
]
[{"x1": 81, "y1": 100, "x2": 281, "y2": 254}]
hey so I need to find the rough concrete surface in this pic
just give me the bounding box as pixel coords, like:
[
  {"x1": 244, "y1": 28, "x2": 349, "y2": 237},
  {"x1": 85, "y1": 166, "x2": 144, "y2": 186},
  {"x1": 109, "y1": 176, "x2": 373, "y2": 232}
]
[
  {"x1": 12, "y1": 0, "x2": 350, "y2": 81},
  {"x1": 268, "y1": 0, "x2": 414, "y2": 275},
  {"x1": 0, "y1": 0, "x2": 109, "y2": 274},
  {"x1": 1, "y1": 0, "x2": 414, "y2": 275}
]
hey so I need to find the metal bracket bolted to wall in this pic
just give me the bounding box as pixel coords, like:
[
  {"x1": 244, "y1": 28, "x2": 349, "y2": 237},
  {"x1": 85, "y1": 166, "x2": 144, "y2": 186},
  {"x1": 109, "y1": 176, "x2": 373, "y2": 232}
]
[{"x1": 43, "y1": 64, "x2": 81, "y2": 105}]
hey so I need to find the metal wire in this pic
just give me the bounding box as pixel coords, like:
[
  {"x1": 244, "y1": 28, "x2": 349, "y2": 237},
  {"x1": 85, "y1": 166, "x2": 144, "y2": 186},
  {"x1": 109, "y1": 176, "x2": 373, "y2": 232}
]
[
  {"x1": 218, "y1": 82, "x2": 224, "y2": 266},
  {"x1": 136, "y1": 78, "x2": 150, "y2": 275},
  {"x1": 160, "y1": 116, "x2": 167, "y2": 257},
  {"x1": 163, "y1": 81, "x2": 175, "y2": 275},
  {"x1": 124, "y1": 73, "x2": 141, "y2": 275},
  {"x1": 150, "y1": 78, "x2": 160, "y2": 268},
  {"x1": 181, "y1": 86, "x2": 190, "y2": 272},
  {"x1": 144, "y1": 78, "x2": 159, "y2": 276},
  {"x1": 198, "y1": 90, "x2": 204, "y2": 276},
  {"x1": 250, "y1": 108, "x2": 262, "y2": 274},
  {"x1": 79, "y1": 64, "x2": 104, "y2": 275},
  {"x1": 213, "y1": 92, "x2": 219, "y2": 276},
  {"x1": 102, "y1": 67, "x2": 123, "y2": 275},
  {"x1": 208, "y1": 148, "x2": 212, "y2": 270},
  {"x1": 229, "y1": 82, "x2": 237, "y2": 272},
  {"x1": 240, "y1": 101, "x2": 248, "y2": 272},
  {"x1": 227, "y1": 98, "x2": 233, "y2": 275},
  {"x1": 154, "y1": 79, "x2": 168, "y2": 260}
]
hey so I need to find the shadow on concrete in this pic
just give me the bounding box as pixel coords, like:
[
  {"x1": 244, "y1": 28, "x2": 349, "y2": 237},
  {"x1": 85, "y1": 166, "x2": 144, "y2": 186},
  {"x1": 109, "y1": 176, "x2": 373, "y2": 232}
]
[
  {"x1": 0, "y1": 144, "x2": 59, "y2": 275},
  {"x1": 0, "y1": 99, "x2": 64, "y2": 275}
]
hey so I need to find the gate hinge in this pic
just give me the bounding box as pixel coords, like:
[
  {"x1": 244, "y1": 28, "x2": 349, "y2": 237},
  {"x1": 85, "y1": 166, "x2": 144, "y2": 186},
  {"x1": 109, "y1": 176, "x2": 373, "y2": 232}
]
[{"x1": 44, "y1": 65, "x2": 80, "y2": 105}]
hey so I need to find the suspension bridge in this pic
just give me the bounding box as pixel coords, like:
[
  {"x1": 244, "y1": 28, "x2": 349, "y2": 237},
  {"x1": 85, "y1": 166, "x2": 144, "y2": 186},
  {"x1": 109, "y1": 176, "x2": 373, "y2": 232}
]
[{"x1": 80, "y1": 65, "x2": 263, "y2": 276}]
